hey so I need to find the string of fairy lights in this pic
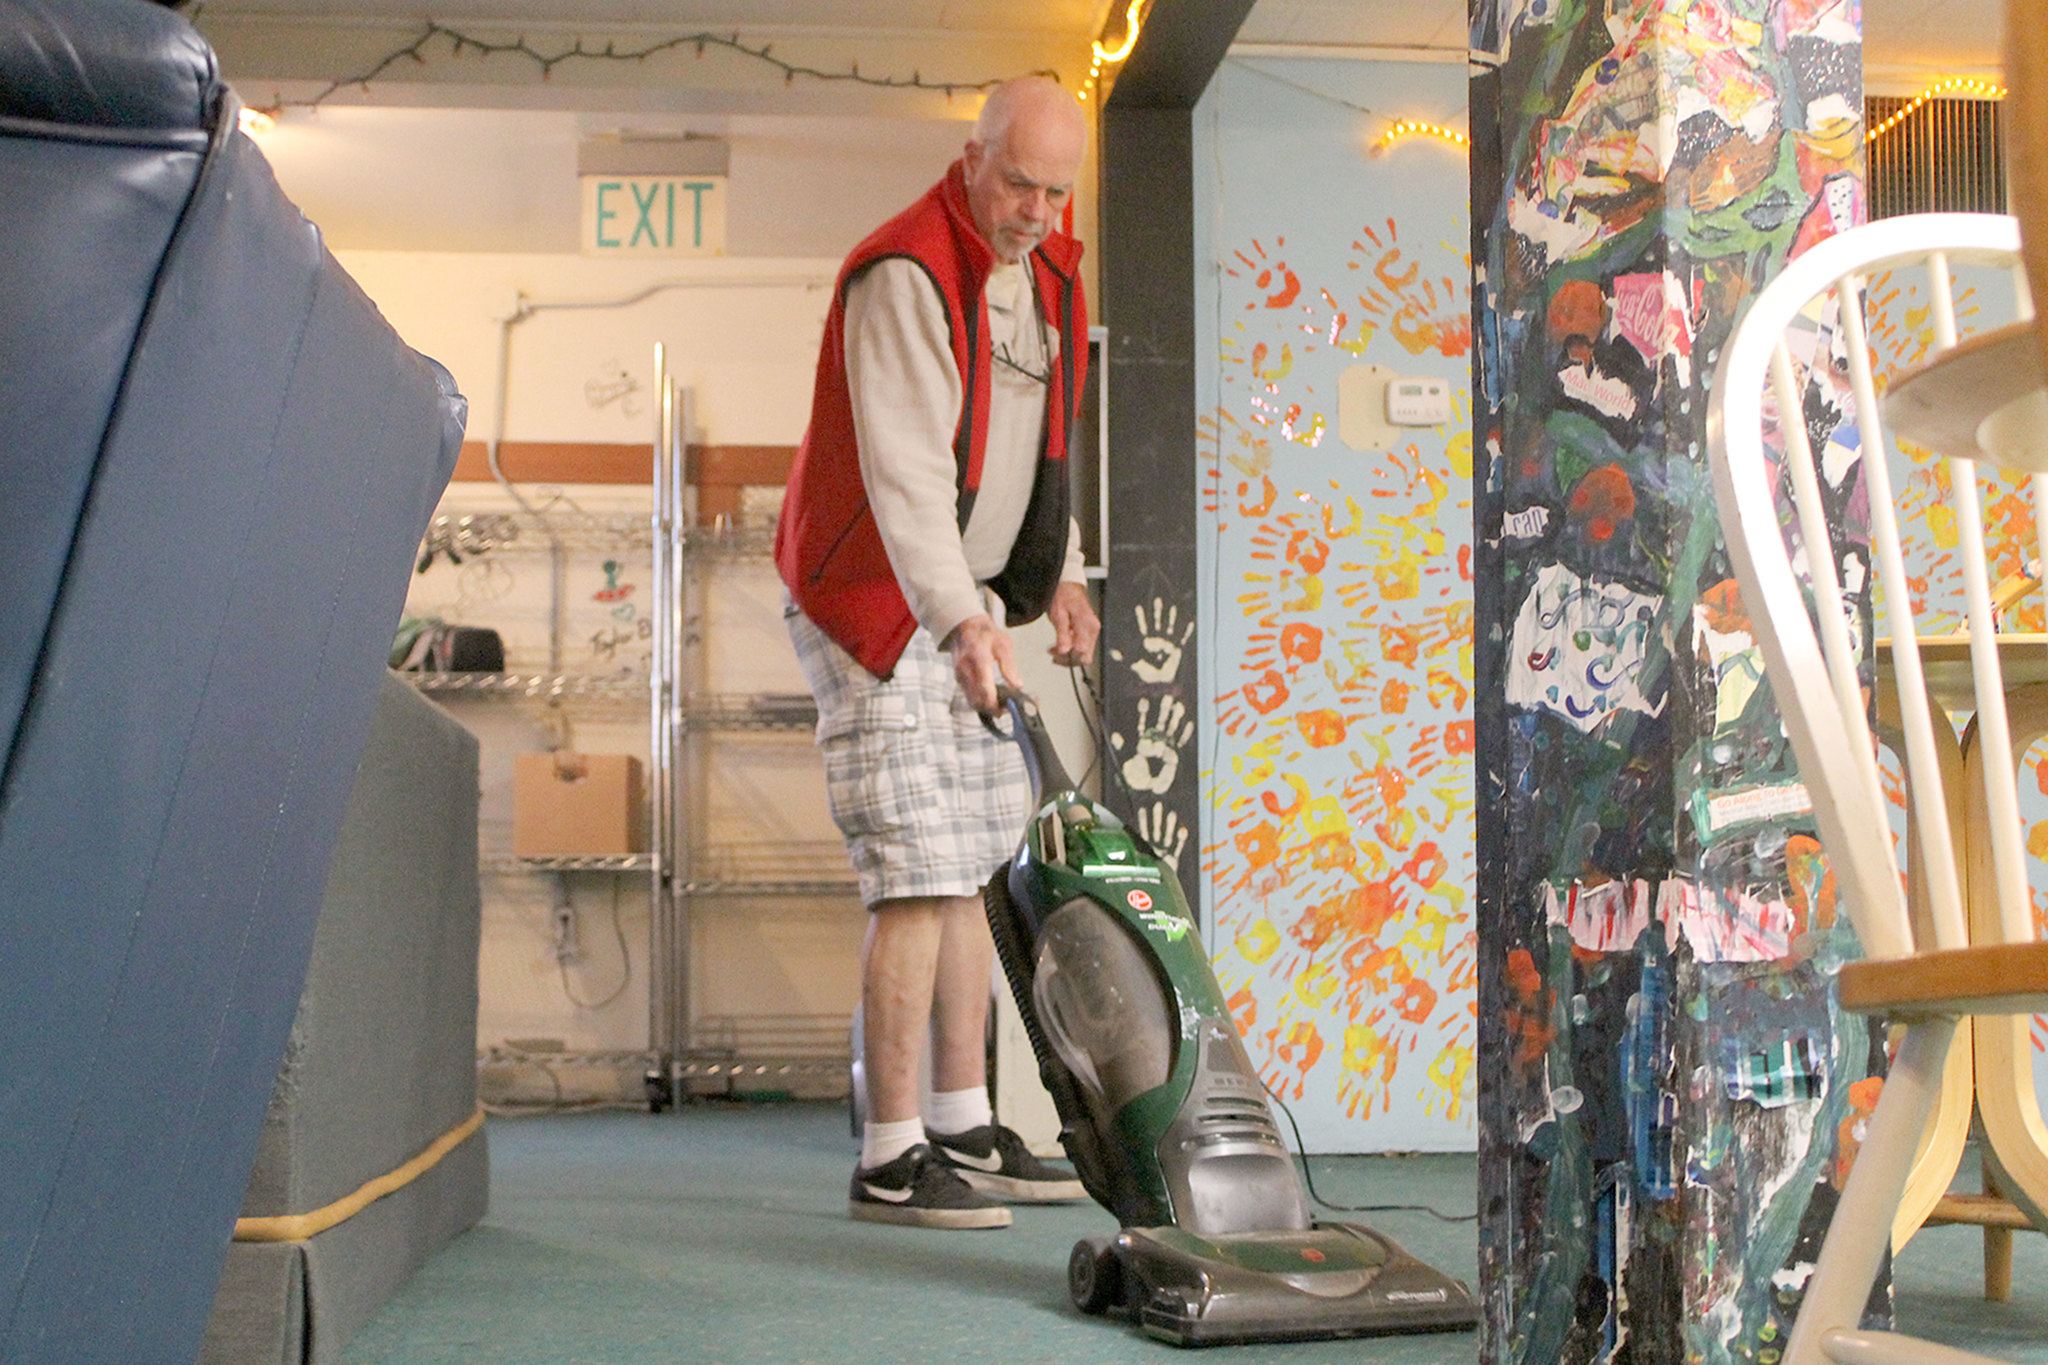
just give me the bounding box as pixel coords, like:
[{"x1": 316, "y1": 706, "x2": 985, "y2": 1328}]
[
  {"x1": 1866, "y1": 75, "x2": 2008, "y2": 144},
  {"x1": 1077, "y1": 0, "x2": 1144, "y2": 104},
  {"x1": 1378, "y1": 118, "x2": 1469, "y2": 152},
  {"x1": 247, "y1": 10, "x2": 1998, "y2": 163},
  {"x1": 280, "y1": 20, "x2": 1058, "y2": 111},
  {"x1": 247, "y1": 0, "x2": 1480, "y2": 152},
  {"x1": 1365, "y1": 74, "x2": 2009, "y2": 154}
]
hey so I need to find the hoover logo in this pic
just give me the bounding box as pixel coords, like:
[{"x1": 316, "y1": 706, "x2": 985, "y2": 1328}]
[
  {"x1": 1385, "y1": 1289, "x2": 1451, "y2": 1304},
  {"x1": 1126, "y1": 889, "x2": 1153, "y2": 911}
]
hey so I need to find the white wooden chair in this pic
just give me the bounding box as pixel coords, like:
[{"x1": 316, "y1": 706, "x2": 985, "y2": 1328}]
[{"x1": 1708, "y1": 209, "x2": 2048, "y2": 1365}]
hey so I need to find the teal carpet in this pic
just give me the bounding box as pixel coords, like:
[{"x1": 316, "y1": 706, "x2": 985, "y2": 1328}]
[{"x1": 345, "y1": 1103, "x2": 2048, "y2": 1363}]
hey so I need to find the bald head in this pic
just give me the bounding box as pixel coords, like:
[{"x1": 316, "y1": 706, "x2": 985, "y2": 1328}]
[
  {"x1": 963, "y1": 76, "x2": 1087, "y2": 262},
  {"x1": 974, "y1": 75, "x2": 1086, "y2": 150}
]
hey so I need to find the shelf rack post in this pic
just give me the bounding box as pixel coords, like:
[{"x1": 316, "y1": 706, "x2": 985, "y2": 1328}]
[
  {"x1": 665, "y1": 379, "x2": 692, "y2": 1074},
  {"x1": 647, "y1": 345, "x2": 677, "y2": 1104}
]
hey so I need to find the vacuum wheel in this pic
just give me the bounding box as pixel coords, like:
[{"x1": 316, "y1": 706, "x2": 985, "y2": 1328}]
[{"x1": 1068, "y1": 1236, "x2": 1122, "y2": 1315}]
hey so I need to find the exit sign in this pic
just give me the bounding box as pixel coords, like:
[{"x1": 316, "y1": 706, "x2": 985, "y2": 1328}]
[{"x1": 580, "y1": 175, "x2": 726, "y2": 256}]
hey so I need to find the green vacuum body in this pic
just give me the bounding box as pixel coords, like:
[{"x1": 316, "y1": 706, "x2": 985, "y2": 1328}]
[{"x1": 982, "y1": 690, "x2": 1478, "y2": 1347}]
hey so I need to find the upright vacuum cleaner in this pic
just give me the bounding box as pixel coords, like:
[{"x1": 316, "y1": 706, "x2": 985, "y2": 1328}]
[{"x1": 981, "y1": 687, "x2": 1478, "y2": 1348}]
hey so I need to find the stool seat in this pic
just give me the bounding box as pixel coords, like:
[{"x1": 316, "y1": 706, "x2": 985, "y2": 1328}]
[
  {"x1": 1838, "y1": 940, "x2": 2048, "y2": 1018},
  {"x1": 1887, "y1": 320, "x2": 2048, "y2": 469}
]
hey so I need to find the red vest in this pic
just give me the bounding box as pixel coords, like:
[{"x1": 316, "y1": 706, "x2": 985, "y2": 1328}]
[{"x1": 775, "y1": 160, "x2": 1088, "y2": 678}]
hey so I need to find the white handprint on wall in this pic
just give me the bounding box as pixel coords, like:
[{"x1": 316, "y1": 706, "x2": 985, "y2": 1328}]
[
  {"x1": 1110, "y1": 695, "x2": 1195, "y2": 794},
  {"x1": 1135, "y1": 802, "x2": 1190, "y2": 873},
  {"x1": 1109, "y1": 599, "x2": 1193, "y2": 686}
]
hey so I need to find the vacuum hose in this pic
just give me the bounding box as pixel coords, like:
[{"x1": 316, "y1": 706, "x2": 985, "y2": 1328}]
[{"x1": 981, "y1": 684, "x2": 1076, "y2": 801}]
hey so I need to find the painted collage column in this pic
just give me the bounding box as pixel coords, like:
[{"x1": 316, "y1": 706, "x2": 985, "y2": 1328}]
[{"x1": 1469, "y1": 1, "x2": 1872, "y2": 1360}]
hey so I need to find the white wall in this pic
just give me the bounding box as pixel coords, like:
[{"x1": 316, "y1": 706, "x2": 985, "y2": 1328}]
[
  {"x1": 254, "y1": 107, "x2": 984, "y2": 259},
  {"x1": 336, "y1": 245, "x2": 1097, "y2": 1080},
  {"x1": 333, "y1": 250, "x2": 838, "y2": 447}
]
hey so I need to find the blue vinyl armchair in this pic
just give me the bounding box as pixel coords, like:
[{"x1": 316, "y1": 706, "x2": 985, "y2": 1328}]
[{"x1": 0, "y1": 1, "x2": 467, "y2": 1359}]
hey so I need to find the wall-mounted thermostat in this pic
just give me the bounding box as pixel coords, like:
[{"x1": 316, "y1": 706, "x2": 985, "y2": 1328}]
[{"x1": 1386, "y1": 377, "x2": 1453, "y2": 426}]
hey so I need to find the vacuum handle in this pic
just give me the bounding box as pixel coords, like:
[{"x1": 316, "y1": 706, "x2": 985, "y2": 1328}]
[{"x1": 980, "y1": 684, "x2": 1076, "y2": 800}]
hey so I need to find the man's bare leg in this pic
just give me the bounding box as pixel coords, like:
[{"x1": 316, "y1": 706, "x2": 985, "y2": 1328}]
[
  {"x1": 852, "y1": 897, "x2": 1010, "y2": 1227},
  {"x1": 862, "y1": 898, "x2": 946, "y2": 1124},
  {"x1": 922, "y1": 891, "x2": 1087, "y2": 1203},
  {"x1": 929, "y1": 894, "x2": 994, "y2": 1095}
]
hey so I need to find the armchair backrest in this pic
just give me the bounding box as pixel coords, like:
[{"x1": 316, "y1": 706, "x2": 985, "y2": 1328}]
[{"x1": 0, "y1": 0, "x2": 218, "y2": 760}]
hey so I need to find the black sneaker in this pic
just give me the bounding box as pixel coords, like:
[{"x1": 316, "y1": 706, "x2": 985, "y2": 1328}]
[
  {"x1": 848, "y1": 1144, "x2": 1012, "y2": 1229},
  {"x1": 929, "y1": 1124, "x2": 1087, "y2": 1203}
]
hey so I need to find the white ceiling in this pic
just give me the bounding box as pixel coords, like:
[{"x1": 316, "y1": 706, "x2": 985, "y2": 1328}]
[
  {"x1": 195, "y1": 0, "x2": 2004, "y2": 71},
  {"x1": 192, "y1": 0, "x2": 1112, "y2": 34}
]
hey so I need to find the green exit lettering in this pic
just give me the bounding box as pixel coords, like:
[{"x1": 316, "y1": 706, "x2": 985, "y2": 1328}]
[{"x1": 591, "y1": 178, "x2": 718, "y2": 251}]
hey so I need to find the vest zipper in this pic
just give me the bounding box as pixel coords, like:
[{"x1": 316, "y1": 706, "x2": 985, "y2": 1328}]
[{"x1": 955, "y1": 285, "x2": 983, "y2": 529}]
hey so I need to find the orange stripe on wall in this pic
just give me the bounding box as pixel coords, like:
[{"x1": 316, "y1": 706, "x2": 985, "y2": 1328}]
[
  {"x1": 452, "y1": 442, "x2": 795, "y2": 486},
  {"x1": 452, "y1": 441, "x2": 652, "y2": 484}
]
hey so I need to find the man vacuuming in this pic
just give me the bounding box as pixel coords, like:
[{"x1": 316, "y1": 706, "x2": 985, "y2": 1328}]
[{"x1": 776, "y1": 75, "x2": 1099, "y2": 1229}]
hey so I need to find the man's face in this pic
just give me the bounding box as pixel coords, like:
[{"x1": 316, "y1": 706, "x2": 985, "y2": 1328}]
[{"x1": 963, "y1": 116, "x2": 1082, "y2": 263}]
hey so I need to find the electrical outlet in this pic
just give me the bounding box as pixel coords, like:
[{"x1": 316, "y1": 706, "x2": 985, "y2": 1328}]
[{"x1": 552, "y1": 898, "x2": 581, "y2": 963}]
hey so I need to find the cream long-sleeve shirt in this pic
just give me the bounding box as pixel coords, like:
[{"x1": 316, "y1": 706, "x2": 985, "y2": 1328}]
[{"x1": 843, "y1": 256, "x2": 1085, "y2": 643}]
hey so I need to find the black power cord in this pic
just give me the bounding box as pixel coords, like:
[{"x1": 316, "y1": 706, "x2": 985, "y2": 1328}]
[
  {"x1": 1264, "y1": 1081, "x2": 1477, "y2": 1224},
  {"x1": 1065, "y1": 663, "x2": 1103, "y2": 792},
  {"x1": 1064, "y1": 661, "x2": 1149, "y2": 840}
]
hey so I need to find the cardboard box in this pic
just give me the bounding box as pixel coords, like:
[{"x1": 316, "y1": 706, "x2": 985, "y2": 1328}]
[{"x1": 513, "y1": 752, "x2": 646, "y2": 857}]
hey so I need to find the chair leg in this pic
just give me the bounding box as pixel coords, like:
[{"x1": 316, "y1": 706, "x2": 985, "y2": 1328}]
[
  {"x1": 1982, "y1": 1226, "x2": 2013, "y2": 1302},
  {"x1": 1787, "y1": 1020, "x2": 1958, "y2": 1365},
  {"x1": 1983, "y1": 1164, "x2": 2013, "y2": 1302}
]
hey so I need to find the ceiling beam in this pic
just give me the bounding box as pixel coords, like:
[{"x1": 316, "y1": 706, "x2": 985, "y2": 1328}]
[
  {"x1": 1093, "y1": 0, "x2": 1257, "y2": 916},
  {"x1": 1103, "y1": 0, "x2": 1259, "y2": 110}
]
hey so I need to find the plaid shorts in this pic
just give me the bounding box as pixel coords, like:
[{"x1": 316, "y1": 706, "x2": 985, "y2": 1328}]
[{"x1": 785, "y1": 599, "x2": 1032, "y2": 908}]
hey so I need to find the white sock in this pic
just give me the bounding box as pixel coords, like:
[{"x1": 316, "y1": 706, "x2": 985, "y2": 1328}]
[
  {"x1": 860, "y1": 1117, "x2": 925, "y2": 1171},
  {"x1": 925, "y1": 1085, "x2": 993, "y2": 1137}
]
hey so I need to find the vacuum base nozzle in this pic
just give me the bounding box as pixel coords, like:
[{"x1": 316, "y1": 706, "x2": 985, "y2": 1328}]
[{"x1": 1076, "y1": 1222, "x2": 1478, "y2": 1348}]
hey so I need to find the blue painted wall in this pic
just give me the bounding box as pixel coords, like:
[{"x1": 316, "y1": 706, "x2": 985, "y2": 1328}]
[{"x1": 1191, "y1": 57, "x2": 1476, "y2": 1154}]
